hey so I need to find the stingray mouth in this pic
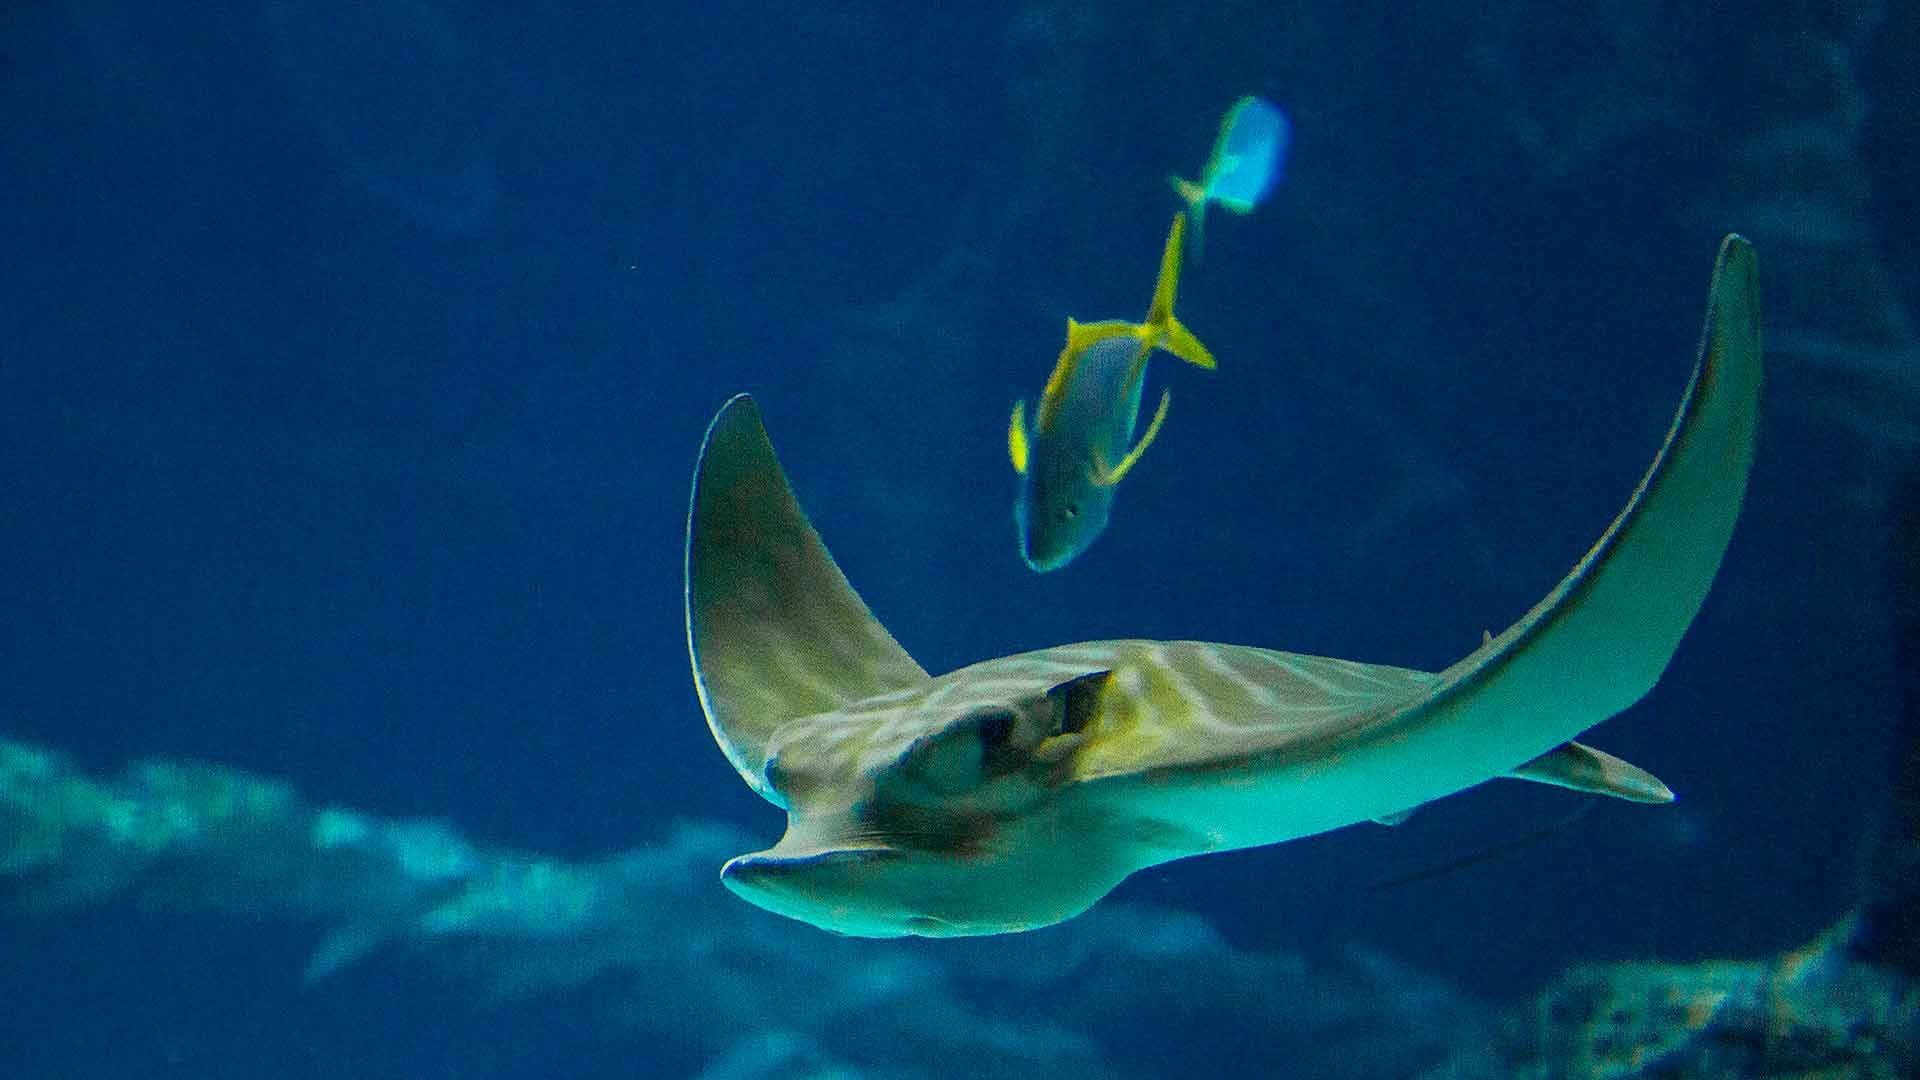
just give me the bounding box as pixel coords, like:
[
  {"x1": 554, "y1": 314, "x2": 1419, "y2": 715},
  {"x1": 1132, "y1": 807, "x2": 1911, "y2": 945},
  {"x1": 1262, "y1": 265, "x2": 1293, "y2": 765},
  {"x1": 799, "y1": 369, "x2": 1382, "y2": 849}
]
[
  {"x1": 720, "y1": 845, "x2": 1035, "y2": 938},
  {"x1": 721, "y1": 846, "x2": 899, "y2": 881},
  {"x1": 719, "y1": 847, "x2": 919, "y2": 936}
]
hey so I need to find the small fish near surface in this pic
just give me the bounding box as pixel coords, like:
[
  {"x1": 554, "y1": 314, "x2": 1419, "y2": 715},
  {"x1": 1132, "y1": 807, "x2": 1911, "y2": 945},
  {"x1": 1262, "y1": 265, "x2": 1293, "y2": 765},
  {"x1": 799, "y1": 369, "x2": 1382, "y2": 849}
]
[
  {"x1": 685, "y1": 235, "x2": 1763, "y2": 938},
  {"x1": 1008, "y1": 212, "x2": 1215, "y2": 572},
  {"x1": 1170, "y1": 95, "x2": 1290, "y2": 260}
]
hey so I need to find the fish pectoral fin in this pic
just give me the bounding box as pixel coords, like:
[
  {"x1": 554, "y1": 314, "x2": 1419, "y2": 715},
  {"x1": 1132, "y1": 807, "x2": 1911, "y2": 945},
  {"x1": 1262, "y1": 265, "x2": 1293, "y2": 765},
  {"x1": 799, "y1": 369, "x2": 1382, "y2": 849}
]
[
  {"x1": 1092, "y1": 388, "x2": 1171, "y2": 486},
  {"x1": 1008, "y1": 400, "x2": 1030, "y2": 474},
  {"x1": 1169, "y1": 174, "x2": 1206, "y2": 208},
  {"x1": 1508, "y1": 741, "x2": 1675, "y2": 804},
  {"x1": 1372, "y1": 807, "x2": 1419, "y2": 826}
]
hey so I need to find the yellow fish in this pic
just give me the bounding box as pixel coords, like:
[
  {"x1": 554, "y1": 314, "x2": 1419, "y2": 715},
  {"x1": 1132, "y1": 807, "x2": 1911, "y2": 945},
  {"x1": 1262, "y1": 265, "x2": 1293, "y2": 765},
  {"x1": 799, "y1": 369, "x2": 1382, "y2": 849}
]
[{"x1": 1008, "y1": 213, "x2": 1215, "y2": 572}]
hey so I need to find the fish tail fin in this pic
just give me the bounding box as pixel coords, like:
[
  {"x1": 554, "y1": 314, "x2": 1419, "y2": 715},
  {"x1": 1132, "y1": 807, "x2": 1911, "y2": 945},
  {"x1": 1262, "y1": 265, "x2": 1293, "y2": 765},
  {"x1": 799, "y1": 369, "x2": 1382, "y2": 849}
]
[
  {"x1": 1158, "y1": 316, "x2": 1215, "y2": 370},
  {"x1": 1144, "y1": 213, "x2": 1216, "y2": 369}
]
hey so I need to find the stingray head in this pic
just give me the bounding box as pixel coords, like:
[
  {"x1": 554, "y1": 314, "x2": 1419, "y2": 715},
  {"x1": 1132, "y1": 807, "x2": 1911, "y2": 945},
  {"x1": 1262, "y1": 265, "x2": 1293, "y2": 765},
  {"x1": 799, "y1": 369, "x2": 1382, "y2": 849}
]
[{"x1": 719, "y1": 668, "x2": 1139, "y2": 937}]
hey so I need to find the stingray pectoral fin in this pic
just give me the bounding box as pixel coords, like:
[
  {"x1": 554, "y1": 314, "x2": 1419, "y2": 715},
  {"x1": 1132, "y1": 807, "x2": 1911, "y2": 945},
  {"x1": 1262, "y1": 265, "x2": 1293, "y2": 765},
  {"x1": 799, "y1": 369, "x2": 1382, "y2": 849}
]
[
  {"x1": 685, "y1": 395, "x2": 930, "y2": 804},
  {"x1": 1093, "y1": 389, "x2": 1172, "y2": 486},
  {"x1": 1508, "y1": 741, "x2": 1674, "y2": 804},
  {"x1": 1394, "y1": 235, "x2": 1762, "y2": 778}
]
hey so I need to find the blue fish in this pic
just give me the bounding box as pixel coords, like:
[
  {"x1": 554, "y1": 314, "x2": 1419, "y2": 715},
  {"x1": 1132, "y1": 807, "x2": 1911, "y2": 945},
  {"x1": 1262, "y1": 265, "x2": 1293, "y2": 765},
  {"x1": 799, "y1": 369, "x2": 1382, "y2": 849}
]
[
  {"x1": 1170, "y1": 95, "x2": 1290, "y2": 257},
  {"x1": 1008, "y1": 214, "x2": 1215, "y2": 572}
]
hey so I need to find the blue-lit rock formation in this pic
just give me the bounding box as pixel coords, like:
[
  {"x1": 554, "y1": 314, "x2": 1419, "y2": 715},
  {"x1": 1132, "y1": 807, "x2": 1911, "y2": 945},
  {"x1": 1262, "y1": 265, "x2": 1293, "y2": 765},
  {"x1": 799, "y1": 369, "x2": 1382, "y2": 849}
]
[
  {"x1": 0, "y1": 737, "x2": 1492, "y2": 1077},
  {"x1": 9, "y1": 721, "x2": 1920, "y2": 1076}
]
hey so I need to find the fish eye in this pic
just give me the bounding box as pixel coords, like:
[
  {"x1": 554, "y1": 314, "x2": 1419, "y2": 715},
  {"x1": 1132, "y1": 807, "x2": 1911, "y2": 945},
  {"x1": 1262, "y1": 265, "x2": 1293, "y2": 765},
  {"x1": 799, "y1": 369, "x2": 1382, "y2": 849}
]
[{"x1": 1063, "y1": 503, "x2": 1079, "y2": 520}]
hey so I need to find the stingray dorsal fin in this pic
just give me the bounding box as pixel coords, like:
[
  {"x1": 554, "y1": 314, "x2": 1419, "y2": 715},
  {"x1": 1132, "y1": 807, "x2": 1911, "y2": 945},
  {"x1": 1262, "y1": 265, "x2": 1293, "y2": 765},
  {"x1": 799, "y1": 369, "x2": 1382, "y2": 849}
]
[
  {"x1": 685, "y1": 395, "x2": 928, "y2": 803},
  {"x1": 1408, "y1": 234, "x2": 1763, "y2": 767}
]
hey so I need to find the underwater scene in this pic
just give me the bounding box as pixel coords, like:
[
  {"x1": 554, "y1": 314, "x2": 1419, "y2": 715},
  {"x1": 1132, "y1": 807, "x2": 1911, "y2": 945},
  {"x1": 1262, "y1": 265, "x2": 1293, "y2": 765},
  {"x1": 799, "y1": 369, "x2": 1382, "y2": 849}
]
[{"x1": 4, "y1": 3, "x2": 1919, "y2": 1077}]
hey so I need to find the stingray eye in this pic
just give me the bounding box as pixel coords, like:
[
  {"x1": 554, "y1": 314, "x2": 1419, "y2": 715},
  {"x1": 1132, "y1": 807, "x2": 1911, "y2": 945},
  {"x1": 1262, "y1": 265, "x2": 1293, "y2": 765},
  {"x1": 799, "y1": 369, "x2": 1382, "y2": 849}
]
[
  {"x1": 896, "y1": 708, "x2": 1022, "y2": 795},
  {"x1": 975, "y1": 709, "x2": 1015, "y2": 747},
  {"x1": 972, "y1": 708, "x2": 1025, "y2": 773}
]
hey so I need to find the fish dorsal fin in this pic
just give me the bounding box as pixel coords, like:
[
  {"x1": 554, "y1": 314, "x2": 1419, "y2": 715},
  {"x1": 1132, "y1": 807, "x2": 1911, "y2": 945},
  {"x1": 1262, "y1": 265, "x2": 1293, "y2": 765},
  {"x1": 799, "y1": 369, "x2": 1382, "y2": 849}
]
[
  {"x1": 1508, "y1": 741, "x2": 1674, "y2": 804},
  {"x1": 685, "y1": 395, "x2": 929, "y2": 804},
  {"x1": 1398, "y1": 234, "x2": 1763, "y2": 773}
]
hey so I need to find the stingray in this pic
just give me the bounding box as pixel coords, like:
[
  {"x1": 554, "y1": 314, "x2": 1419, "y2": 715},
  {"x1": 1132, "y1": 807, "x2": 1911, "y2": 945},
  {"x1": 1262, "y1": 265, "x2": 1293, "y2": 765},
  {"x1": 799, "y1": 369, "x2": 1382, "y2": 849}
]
[{"x1": 685, "y1": 235, "x2": 1763, "y2": 938}]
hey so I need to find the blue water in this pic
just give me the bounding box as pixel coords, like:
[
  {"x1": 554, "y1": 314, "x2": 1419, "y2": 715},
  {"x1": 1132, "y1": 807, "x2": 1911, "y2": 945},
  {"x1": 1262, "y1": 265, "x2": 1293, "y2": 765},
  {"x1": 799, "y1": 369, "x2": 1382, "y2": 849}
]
[{"x1": 3, "y1": 3, "x2": 1914, "y2": 1076}]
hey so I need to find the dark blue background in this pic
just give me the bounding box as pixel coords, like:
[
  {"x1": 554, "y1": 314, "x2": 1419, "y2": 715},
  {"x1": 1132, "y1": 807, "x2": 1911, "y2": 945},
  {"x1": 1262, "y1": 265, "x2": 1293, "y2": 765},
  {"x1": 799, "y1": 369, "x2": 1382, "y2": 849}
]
[{"x1": 3, "y1": 2, "x2": 1911, "y2": 1075}]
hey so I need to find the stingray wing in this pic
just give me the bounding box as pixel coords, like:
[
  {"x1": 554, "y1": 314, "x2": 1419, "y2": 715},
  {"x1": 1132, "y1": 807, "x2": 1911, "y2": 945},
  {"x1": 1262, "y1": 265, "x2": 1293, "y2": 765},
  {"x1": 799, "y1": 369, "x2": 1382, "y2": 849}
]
[
  {"x1": 1378, "y1": 234, "x2": 1763, "y2": 776},
  {"x1": 685, "y1": 395, "x2": 929, "y2": 803}
]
